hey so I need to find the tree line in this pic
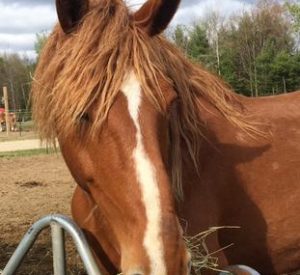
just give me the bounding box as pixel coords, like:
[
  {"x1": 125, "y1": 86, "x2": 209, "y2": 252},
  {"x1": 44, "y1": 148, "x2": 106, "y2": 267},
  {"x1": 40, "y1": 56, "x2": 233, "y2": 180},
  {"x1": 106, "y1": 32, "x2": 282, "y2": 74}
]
[
  {"x1": 0, "y1": 54, "x2": 34, "y2": 111},
  {"x1": 0, "y1": 31, "x2": 47, "y2": 112},
  {"x1": 170, "y1": 0, "x2": 300, "y2": 96},
  {"x1": 0, "y1": 0, "x2": 299, "y2": 113}
]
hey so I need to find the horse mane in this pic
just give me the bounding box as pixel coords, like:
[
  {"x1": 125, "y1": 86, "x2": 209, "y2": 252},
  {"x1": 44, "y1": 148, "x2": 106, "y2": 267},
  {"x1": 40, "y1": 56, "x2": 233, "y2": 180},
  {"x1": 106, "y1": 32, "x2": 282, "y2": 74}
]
[{"x1": 32, "y1": 0, "x2": 261, "y2": 199}]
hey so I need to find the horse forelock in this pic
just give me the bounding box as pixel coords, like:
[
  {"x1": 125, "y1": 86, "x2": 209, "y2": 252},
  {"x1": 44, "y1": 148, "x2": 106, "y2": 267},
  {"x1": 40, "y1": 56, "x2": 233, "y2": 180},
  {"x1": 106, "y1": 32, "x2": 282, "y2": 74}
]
[{"x1": 32, "y1": 0, "x2": 263, "y2": 199}]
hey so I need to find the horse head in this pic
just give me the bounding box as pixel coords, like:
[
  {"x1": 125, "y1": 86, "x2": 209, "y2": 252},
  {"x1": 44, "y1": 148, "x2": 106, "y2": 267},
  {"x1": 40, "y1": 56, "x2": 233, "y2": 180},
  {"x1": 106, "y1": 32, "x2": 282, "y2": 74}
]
[{"x1": 34, "y1": 0, "x2": 192, "y2": 274}]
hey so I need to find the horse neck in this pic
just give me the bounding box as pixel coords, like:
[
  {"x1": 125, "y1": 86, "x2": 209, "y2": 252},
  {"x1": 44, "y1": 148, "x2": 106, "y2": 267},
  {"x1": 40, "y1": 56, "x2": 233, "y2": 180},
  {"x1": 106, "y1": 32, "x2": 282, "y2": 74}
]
[
  {"x1": 175, "y1": 92, "x2": 242, "y2": 197},
  {"x1": 174, "y1": 96, "x2": 235, "y2": 237}
]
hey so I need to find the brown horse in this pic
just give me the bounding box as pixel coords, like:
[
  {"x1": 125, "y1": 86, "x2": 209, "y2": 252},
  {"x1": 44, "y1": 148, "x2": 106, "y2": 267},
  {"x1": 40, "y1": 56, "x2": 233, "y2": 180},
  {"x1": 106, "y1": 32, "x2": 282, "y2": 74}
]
[
  {"x1": 0, "y1": 111, "x2": 17, "y2": 132},
  {"x1": 32, "y1": 0, "x2": 300, "y2": 274}
]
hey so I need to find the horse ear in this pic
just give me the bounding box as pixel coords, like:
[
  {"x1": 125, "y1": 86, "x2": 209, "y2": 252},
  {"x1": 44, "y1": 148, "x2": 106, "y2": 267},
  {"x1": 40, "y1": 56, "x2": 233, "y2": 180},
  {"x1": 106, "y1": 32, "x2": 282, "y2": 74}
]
[
  {"x1": 133, "y1": 0, "x2": 180, "y2": 36},
  {"x1": 56, "y1": 0, "x2": 89, "y2": 34}
]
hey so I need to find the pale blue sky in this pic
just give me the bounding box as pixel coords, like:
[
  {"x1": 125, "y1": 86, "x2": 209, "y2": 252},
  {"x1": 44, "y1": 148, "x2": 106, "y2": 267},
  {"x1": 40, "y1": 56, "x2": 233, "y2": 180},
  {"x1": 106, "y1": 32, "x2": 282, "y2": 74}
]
[{"x1": 0, "y1": 0, "x2": 255, "y2": 58}]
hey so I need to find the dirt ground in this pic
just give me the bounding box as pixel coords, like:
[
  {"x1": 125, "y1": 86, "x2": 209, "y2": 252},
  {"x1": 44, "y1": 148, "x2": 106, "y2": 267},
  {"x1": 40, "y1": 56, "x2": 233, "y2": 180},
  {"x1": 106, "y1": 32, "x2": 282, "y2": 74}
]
[
  {"x1": 0, "y1": 153, "x2": 86, "y2": 274},
  {"x1": 0, "y1": 130, "x2": 38, "y2": 143}
]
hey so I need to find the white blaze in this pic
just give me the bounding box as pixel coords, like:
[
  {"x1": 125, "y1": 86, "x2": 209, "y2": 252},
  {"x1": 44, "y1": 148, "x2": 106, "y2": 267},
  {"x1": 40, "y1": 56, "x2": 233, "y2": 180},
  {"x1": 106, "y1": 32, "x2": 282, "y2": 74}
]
[{"x1": 122, "y1": 71, "x2": 166, "y2": 275}]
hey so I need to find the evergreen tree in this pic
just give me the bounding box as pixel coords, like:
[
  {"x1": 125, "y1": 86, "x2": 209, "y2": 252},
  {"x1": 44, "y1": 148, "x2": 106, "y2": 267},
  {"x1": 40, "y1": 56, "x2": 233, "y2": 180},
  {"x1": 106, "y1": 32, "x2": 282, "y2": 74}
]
[
  {"x1": 172, "y1": 25, "x2": 189, "y2": 54},
  {"x1": 169, "y1": 0, "x2": 299, "y2": 96}
]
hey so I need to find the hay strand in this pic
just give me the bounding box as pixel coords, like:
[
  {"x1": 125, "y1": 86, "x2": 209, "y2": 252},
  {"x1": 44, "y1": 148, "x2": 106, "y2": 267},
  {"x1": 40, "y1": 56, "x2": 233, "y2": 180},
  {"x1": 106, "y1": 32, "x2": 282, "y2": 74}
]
[{"x1": 184, "y1": 226, "x2": 240, "y2": 274}]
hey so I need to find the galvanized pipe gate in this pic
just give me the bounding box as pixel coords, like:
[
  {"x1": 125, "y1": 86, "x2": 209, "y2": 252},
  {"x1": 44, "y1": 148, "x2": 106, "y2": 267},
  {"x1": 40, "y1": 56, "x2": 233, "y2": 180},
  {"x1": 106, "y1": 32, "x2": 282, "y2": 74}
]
[
  {"x1": 1, "y1": 214, "x2": 102, "y2": 275},
  {"x1": 1, "y1": 214, "x2": 263, "y2": 275}
]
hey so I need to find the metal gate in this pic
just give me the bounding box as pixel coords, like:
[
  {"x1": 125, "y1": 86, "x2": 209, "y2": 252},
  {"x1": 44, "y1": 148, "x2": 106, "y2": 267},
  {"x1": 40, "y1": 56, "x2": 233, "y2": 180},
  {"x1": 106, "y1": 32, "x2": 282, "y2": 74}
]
[{"x1": 1, "y1": 214, "x2": 102, "y2": 275}]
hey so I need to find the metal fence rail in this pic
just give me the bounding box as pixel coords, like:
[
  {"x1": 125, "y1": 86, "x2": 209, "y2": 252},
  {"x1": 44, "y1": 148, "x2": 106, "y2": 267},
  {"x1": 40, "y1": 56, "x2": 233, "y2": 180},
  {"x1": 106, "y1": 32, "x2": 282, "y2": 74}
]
[{"x1": 1, "y1": 214, "x2": 102, "y2": 275}]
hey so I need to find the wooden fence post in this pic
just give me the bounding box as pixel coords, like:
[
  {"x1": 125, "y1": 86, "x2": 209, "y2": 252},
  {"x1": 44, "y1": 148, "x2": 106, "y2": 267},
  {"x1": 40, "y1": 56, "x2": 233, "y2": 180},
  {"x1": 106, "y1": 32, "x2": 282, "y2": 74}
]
[{"x1": 3, "y1": 86, "x2": 9, "y2": 136}]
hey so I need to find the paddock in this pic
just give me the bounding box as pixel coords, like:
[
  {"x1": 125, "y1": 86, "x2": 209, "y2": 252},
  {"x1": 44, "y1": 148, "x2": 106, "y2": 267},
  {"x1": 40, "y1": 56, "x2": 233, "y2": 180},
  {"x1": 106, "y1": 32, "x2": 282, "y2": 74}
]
[{"x1": 0, "y1": 153, "x2": 86, "y2": 274}]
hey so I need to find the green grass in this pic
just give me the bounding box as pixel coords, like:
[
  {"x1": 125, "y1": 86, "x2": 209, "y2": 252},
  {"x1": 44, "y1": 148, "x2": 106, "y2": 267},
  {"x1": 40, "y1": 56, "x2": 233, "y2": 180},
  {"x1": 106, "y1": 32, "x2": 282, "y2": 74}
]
[{"x1": 0, "y1": 148, "x2": 59, "y2": 158}]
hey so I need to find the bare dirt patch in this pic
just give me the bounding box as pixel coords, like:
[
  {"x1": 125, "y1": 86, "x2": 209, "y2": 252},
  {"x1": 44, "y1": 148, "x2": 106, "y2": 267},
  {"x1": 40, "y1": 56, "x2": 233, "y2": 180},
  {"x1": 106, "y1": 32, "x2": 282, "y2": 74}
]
[
  {"x1": 0, "y1": 130, "x2": 38, "y2": 143},
  {"x1": 0, "y1": 154, "x2": 86, "y2": 274}
]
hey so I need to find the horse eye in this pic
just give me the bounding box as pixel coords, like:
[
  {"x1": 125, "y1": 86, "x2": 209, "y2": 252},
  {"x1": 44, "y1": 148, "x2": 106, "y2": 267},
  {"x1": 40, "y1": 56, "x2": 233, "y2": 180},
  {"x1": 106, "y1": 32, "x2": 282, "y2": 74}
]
[{"x1": 80, "y1": 113, "x2": 90, "y2": 123}]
